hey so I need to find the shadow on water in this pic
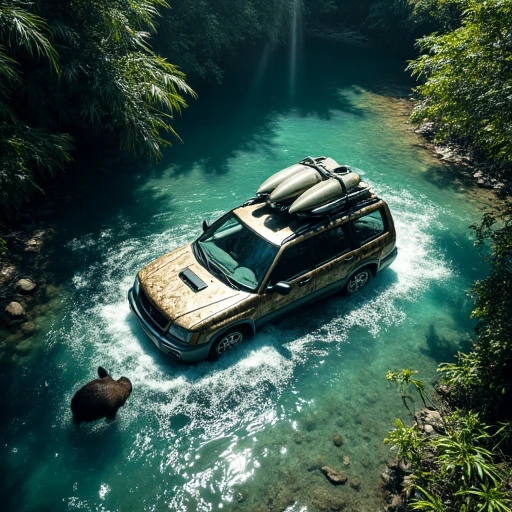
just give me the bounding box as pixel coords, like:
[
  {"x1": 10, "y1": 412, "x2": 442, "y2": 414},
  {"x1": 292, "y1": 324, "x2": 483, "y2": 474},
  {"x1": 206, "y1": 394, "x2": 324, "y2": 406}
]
[
  {"x1": 422, "y1": 162, "x2": 478, "y2": 193},
  {"x1": 422, "y1": 324, "x2": 463, "y2": 364},
  {"x1": 41, "y1": 38, "x2": 411, "y2": 290},
  {"x1": 158, "y1": 38, "x2": 410, "y2": 177}
]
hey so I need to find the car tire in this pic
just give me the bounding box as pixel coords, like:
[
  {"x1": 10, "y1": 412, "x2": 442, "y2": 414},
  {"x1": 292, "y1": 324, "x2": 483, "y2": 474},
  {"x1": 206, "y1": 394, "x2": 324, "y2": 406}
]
[
  {"x1": 208, "y1": 328, "x2": 245, "y2": 360},
  {"x1": 344, "y1": 268, "x2": 371, "y2": 295}
]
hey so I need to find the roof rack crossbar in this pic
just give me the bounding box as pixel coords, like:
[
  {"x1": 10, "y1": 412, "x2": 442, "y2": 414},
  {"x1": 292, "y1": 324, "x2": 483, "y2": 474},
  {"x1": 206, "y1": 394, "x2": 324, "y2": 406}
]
[{"x1": 280, "y1": 197, "x2": 380, "y2": 245}]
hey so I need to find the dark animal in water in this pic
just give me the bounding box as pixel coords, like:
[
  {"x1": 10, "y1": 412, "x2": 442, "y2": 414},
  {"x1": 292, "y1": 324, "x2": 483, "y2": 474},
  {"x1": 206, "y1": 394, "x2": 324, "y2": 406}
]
[{"x1": 71, "y1": 367, "x2": 132, "y2": 423}]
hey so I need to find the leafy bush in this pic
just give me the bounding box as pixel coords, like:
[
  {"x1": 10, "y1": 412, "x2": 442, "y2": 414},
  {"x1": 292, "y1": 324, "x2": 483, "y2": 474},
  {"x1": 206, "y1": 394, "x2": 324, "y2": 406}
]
[
  {"x1": 0, "y1": 0, "x2": 195, "y2": 217},
  {"x1": 408, "y1": 0, "x2": 512, "y2": 163},
  {"x1": 439, "y1": 205, "x2": 512, "y2": 418}
]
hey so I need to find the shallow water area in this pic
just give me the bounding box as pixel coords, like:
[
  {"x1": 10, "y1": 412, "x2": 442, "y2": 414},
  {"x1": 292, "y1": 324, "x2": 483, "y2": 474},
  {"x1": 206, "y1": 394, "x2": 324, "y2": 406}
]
[{"x1": 0, "y1": 39, "x2": 490, "y2": 511}]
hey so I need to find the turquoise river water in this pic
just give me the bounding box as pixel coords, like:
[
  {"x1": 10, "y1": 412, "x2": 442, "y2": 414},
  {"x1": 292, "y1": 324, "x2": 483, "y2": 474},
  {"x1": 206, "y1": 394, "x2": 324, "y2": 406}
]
[{"x1": 0, "y1": 39, "x2": 491, "y2": 511}]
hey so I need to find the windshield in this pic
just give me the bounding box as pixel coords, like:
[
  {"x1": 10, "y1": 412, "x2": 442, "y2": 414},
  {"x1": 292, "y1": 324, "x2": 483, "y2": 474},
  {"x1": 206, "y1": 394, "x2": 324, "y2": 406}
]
[{"x1": 195, "y1": 213, "x2": 278, "y2": 291}]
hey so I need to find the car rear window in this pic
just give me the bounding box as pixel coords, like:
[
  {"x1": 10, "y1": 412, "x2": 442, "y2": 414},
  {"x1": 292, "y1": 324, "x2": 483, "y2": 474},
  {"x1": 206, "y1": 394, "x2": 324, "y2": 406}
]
[
  {"x1": 353, "y1": 209, "x2": 385, "y2": 245},
  {"x1": 312, "y1": 226, "x2": 350, "y2": 266}
]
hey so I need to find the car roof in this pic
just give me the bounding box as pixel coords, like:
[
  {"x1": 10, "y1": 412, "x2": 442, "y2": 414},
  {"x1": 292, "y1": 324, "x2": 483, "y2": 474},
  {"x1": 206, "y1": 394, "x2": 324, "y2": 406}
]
[
  {"x1": 233, "y1": 197, "x2": 384, "y2": 246},
  {"x1": 233, "y1": 202, "x2": 308, "y2": 245}
]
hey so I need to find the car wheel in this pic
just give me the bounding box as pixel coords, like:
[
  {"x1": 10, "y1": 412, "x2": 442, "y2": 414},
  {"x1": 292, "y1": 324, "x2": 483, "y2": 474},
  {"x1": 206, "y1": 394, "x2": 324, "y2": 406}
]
[
  {"x1": 345, "y1": 268, "x2": 371, "y2": 295},
  {"x1": 209, "y1": 329, "x2": 245, "y2": 360}
]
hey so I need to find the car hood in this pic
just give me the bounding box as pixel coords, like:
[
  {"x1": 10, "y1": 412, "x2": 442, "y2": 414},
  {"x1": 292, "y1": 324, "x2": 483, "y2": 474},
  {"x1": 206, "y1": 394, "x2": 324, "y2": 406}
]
[{"x1": 138, "y1": 244, "x2": 249, "y2": 329}]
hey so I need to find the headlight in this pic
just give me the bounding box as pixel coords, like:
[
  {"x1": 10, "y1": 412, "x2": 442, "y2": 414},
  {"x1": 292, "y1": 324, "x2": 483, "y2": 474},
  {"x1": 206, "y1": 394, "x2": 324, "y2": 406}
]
[{"x1": 167, "y1": 324, "x2": 199, "y2": 344}]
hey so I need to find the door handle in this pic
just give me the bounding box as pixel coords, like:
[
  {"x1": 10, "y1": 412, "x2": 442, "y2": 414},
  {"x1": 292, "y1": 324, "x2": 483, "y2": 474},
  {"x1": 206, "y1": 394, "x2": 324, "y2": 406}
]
[
  {"x1": 299, "y1": 277, "x2": 312, "y2": 287},
  {"x1": 344, "y1": 256, "x2": 355, "y2": 262}
]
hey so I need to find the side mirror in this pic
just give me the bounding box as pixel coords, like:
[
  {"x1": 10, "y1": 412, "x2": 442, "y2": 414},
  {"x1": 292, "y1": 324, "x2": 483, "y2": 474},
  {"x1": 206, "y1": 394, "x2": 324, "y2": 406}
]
[
  {"x1": 268, "y1": 281, "x2": 291, "y2": 296},
  {"x1": 202, "y1": 219, "x2": 209, "y2": 232}
]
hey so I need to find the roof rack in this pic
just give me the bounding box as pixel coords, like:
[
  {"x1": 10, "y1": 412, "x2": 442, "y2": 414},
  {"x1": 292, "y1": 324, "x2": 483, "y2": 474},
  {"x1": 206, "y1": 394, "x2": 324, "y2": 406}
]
[{"x1": 280, "y1": 196, "x2": 380, "y2": 245}]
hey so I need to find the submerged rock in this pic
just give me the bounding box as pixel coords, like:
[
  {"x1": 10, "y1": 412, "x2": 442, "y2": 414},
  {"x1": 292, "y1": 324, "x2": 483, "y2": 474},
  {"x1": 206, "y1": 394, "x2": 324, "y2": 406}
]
[
  {"x1": 333, "y1": 434, "x2": 343, "y2": 447},
  {"x1": 17, "y1": 279, "x2": 36, "y2": 294},
  {"x1": 15, "y1": 338, "x2": 34, "y2": 354},
  {"x1": 5, "y1": 301, "x2": 25, "y2": 320},
  {"x1": 388, "y1": 494, "x2": 403, "y2": 510},
  {"x1": 20, "y1": 322, "x2": 37, "y2": 335},
  {"x1": 343, "y1": 455, "x2": 350, "y2": 466},
  {"x1": 321, "y1": 466, "x2": 347, "y2": 485}
]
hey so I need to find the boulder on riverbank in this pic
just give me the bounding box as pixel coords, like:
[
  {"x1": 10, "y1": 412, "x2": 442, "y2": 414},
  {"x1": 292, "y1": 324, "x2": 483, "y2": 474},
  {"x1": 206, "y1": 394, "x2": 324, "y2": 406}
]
[{"x1": 414, "y1": 408, "x2": 444, "y2": 436}]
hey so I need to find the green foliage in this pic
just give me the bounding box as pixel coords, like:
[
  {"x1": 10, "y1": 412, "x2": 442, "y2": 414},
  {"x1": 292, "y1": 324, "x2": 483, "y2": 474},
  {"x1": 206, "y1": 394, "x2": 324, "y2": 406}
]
[
  {"x1": 456, "y1": 484, "x2": 512, "y2": 512},
  {"x1": 0, "y1": 0, "x2": 71, "y2": 216},
  {"x1": 155, "y1": 0, "x2": 296, "y2": 82},
  {"x1": 365, "y1": 0, "x2": 417, "y2": 44},
  {"x1": 438, "y1": 204, "x2": 512, "y2": 416},
  {"x1": 408, "y1": 0, "x2": 512, "y2": 162},
  {"x1": 384, "y1": 417, "x2": 426, "y2": 464},
  {"x1": 386, "y1": 368, "x2": 430, "y2": 413},
  {"x1": 385, "y1": 408, "x2": 511, "y2": 511},
  {"x1": 409, "y1": 0, "x2": 468, "y2": 31},
  {"x1": 0, "y1": 0, "x2": 194, "y2": 217},
  {"x1": 436, "y1": 411, "x2": 501, "y2": 486},
  {"x1": 43, "y1": 0, "x2": 195, "y2": 159},
  {"x1": 409, "y1": 485, "x2": 445, "y2": 511}
]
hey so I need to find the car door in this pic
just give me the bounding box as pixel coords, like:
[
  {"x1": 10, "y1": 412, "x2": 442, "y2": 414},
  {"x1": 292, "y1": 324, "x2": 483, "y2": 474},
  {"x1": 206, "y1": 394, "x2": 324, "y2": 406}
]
[
  {"x1": 312, "y1": 223, "x2": 361, "y2": 294},
  {"x1": 256, "y1": 239, "x2": 316, "y2": 324}
]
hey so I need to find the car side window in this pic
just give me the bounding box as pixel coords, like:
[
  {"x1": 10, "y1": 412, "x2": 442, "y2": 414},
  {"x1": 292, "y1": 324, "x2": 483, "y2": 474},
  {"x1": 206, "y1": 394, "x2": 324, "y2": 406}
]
[
  {"x1": 353, "y1": 209, "x2": 386, "y2": 245},
  {"x1": 312, "y1": 226, "x2": 350, "y2": 266},
  {"x1": 271, "y1": 242, "x2": 310, "y2": 283}
]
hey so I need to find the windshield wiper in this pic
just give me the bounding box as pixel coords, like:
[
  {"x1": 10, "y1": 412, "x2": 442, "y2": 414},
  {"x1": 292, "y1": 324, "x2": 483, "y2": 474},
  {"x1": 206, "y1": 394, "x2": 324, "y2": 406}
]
[
  {"x1": 194, "y1": 242, "x2": 209, "y2": 270},
  {"x1": 195, "y1": 242, "x2": 239, "y2": 291},
  {"x1": 209, "y1": 260, "x2": 240, "y2": 291}
]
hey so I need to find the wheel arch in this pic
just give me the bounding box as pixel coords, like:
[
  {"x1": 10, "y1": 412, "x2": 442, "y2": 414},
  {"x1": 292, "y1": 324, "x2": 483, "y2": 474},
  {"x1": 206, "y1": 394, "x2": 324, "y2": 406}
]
[
  {"x1": 349, "y1": 260, "x2": 379, "y2": 279},
  {"x1": 209, "y1": 320, "x2": 256, "y2": 345}
]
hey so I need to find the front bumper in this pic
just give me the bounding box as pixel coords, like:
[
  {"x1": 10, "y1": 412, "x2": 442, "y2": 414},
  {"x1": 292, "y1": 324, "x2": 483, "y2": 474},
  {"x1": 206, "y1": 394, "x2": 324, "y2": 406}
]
[{"x1": 128, "y1": 287, "x2": 211, "y2": 362}]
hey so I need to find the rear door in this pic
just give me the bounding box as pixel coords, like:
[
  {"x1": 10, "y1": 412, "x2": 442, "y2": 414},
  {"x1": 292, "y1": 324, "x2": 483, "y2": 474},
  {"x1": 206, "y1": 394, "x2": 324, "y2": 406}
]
[
  {"x1": 312, "y1": 223, "x2": 361, "y2": 294},
  {"x1": 313, "y1": 207, "x2": 389, "y2": 294}
]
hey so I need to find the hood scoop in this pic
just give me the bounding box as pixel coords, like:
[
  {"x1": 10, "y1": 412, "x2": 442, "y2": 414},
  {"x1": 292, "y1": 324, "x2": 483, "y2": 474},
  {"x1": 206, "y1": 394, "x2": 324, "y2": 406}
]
[{"x1": 179, "y1": 268, "x2": 207, "y2": 292}]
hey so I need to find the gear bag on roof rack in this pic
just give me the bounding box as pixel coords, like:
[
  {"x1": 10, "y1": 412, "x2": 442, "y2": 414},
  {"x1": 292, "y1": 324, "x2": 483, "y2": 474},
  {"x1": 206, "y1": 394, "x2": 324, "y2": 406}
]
[{"x1": 256, "y1": 156, "x2": 374, "y2": 217}]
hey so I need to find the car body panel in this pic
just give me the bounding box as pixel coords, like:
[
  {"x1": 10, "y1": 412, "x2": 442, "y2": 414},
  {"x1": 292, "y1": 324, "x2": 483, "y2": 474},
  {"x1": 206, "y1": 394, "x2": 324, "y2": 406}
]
[{"x1": 138, "y1": 244, "x2": 250, "y2": 330}]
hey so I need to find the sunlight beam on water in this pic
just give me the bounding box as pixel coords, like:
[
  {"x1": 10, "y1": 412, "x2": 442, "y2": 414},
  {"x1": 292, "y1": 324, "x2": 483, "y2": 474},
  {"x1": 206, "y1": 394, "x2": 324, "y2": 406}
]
[{"x1": 289, "y1": 0, "x2": 301, "y2": 99}]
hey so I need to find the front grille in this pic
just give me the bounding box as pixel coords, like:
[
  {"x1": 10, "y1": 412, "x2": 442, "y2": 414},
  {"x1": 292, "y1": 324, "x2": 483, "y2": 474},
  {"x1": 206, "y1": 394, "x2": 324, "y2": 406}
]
[{"x1": 137, "y1": 288, "x2": 169, "y2": 331}]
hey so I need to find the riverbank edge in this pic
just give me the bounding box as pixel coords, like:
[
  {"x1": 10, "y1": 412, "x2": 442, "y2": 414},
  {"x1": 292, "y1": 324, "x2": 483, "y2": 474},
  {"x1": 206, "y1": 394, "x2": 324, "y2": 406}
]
[{"x1": 0, "y1": 153, "x2": 145, "y2": 360}]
